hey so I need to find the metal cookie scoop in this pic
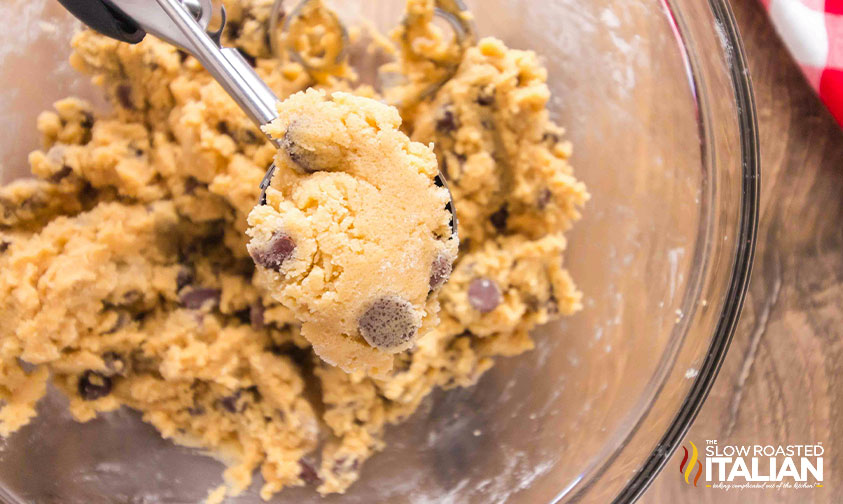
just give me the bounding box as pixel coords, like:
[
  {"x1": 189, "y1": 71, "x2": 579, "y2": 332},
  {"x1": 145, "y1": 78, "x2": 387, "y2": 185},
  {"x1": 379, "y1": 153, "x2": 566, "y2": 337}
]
[{"x1": 58, "y1": 0, "x2": 458, "y2": 239}]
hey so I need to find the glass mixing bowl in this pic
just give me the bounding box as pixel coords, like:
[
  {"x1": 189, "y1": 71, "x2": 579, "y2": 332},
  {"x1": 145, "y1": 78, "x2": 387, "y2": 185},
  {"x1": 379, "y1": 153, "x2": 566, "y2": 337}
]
[{"x1": 0, "y1": 0, "x2": 758, "y2": 502}]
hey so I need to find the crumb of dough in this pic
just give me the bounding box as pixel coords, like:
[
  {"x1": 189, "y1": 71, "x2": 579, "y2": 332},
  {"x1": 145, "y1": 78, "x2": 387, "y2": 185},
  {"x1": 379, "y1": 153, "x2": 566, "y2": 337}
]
[
  {"x1": 0, "y1": 0, "x2": 588, "y2": 499},
  {"x1": 247, "y1": 89, "x2": 457, "y2": 376}
]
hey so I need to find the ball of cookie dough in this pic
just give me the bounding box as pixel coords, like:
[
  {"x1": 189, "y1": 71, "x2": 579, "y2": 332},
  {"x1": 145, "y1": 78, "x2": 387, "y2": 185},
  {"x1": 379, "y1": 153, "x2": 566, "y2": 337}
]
[{"x1": 247, "y1": 89, "x2": 458, "y2": 376}]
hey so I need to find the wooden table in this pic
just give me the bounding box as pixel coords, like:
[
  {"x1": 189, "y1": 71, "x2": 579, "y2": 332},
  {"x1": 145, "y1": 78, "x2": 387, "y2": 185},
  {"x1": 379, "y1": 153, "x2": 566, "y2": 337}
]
[{"x1": 642, "y1": 1, "x2": 842, "y2": 502}]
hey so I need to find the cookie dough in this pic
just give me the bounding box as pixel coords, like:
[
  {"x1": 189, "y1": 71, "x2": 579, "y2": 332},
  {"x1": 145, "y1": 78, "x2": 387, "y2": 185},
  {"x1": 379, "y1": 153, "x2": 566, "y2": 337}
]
[
  {"x1": 0, "y1": 0, "x2": 588, "y2": 501},
  {"x1": 247, "y1": 89, "x2": 457, "y2": 376}
]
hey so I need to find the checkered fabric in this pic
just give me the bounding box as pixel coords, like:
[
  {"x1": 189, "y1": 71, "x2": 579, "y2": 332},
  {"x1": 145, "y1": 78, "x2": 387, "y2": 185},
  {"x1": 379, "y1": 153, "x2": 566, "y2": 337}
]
[{"x1": 760, "y1": 0, "x2": 843, "y2": 125}]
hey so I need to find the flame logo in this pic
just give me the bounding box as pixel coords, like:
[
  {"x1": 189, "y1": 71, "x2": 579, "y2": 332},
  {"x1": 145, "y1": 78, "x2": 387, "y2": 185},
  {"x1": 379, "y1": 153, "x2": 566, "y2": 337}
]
[{"x1": 678, "y1": 441, "x2": 702, "y2": 486}]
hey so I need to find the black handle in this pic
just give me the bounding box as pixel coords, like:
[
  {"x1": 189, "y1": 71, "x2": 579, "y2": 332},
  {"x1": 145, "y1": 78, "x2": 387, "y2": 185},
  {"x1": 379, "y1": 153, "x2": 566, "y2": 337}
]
[{"x1": 57, "y1": 0, "x2": 146, "y2": 44}]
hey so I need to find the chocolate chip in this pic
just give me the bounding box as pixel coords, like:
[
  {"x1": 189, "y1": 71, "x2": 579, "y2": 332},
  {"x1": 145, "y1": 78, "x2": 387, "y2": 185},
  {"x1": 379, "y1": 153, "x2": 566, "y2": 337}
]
[
  {"x1": 177, "y1": 49, "x2": 189, "y2": 63},
  {"x1": 489, "y1": 204, "x2": 509, "y2": 232},
  {"x1": 103, "y1": 311, "x2": 129, "y2": 334},
  {"x1": 542, "y1": 131, "x2": 560, "y2": 145},
  {"x1": 435, "y1": 107, "x2": 458, "y2": 134},
  {"x1": 249, "y1": 232, "x2": 296, "y2": 271},
  {"x1": 358, "y1": 296, "x2": 419, "y2": 351},
  {"x1": 101, "y1": 351, "x2": 126, "y2": 377},
  {"x1": 468, "y1": 277, "x2": 501, "y2": 313},
  {"x1": 183, "y1": 176, "x2": 202, "y2": 195},
  {"x1": 234, "y1": 308, "x2": 251, "y2": 325},
  {"x1": 219, "y1": 393, "x2": 241, "y2": 413},
  {"x1": 280, "y1": 121, "x2": 323, "y2": 172},
  {"x1": 250, "y1": 301, "x2": 265, "y2": 330},
  {"x1": 180, "y1": 287, "x2": 221, "y2": 310},
  {"x1": 244, "y1": 129, "x2": 262, "y2": 144},
  {"x1": 226, "y1": 21, "x2": 242, "y2": 40},
  {"x1": 130, "y1": 349, "x2": 159, "y2": 375},
  {"x1": 49, "y1": 165, "x2": 73, "y2": 183},
  {"x1": 78, "y1": 370, "x2": 112, "y2": 400},
  {"x1": 429, "y1": 253, "x2": 453, "y2": 290},
  {"x1": 476, "y1": 87, "x2": 495, "y2": 106},
  {"x1": 122, "y1": 290, "x2": 143, "y2": 305},
  {"x1": 219, "y1": 386, "x2": 260, "y2": 413},
  {"x1": 116, "y1": 84, "x2": 134, "y2": 110},
  {"x1": 81, "y1": 111, "x2": 95, "y2": 129},
  {"x1": 176, "y1": 266, "x2": 194, "y2": 291},
  {"x1": 187, "y1": 405, "x2": 205, "y2": 416},
  {"x1": 216, "y1": 121, "x2": 231, "y2": 136},
  {"x1": 236, "y1": 47, "x2": 257, "y2": 67},
  {"x1": 331, "y1": 456, "x2": 360, "y2": 475},
  {"x1": 299, "y1": 460, "x2": 321, "y2": 485},
  {"x1": 547, "y1": 296, "x2": 559, "y2": 316},
  {"x1": 0, "y1": 241, "x2": 9, "y2": 253},
  {"x1": 537, "y1": 188, "x2": 552, "y2": 209}
]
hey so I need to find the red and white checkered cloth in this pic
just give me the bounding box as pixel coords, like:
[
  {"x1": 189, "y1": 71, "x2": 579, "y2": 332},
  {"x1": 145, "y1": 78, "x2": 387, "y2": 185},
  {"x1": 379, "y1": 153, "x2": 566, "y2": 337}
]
[{"x1": 760, "y1": 0, "x2": 843, "y2": 125}]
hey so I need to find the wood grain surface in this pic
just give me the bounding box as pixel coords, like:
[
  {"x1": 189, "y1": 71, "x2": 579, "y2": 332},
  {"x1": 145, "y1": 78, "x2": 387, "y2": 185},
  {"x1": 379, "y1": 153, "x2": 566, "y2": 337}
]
[{"x1": 641, "y1": 1, "x2": 842, "y2": 502}]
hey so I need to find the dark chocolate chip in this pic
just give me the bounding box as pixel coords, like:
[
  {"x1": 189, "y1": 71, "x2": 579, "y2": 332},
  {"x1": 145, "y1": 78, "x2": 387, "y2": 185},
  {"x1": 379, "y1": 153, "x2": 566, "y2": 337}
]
[
  {"x1": 177, "y1": 49, "x2": 189, "y2": 62},
  {"x1": 180, "y1": 287, "x2": 221, "y2": 310},
  {"x1": 358, "y1": 296, "x2": 419, "y2": 350},
  {"x1": 116, "y1": 84, "x2": 134, "y2": 110},
  {"x1": 435, "y1": 107, "x2": 458, "y2": 134},
  {"x1": 299, "y1": 460, "x2": 321, "y2": 485},
  {"x1": 468, "y1": 277, "x2": 502, "y2": 313},
  {"x1": 245, "y1": 385, "x2": 261, "y2": 402},
  {"x1": 183, "y1": 176, "x2": 202, "y2": 195},
  {"x1": 547, "y1": 296, "x2": 559, "y2": 315},
  {"x1": 130, "y1": 349, "x2": 159, "y2": 375},
  {"x1": 78, "y1": 370, "x2": 112, "y2": 400},
  {"x1": 244, "y1": 129, "x2": 262, "y2": 144},
  {"x1": 101, "y1": 351, "x2": 126, "y2": 377},
  {"x1": 236, "y1": 47, "x2": 257, "y2": 67},
  {"x1": 429, "y1": 253, "x2": 453, "y2": 290},
  {"x1": 249, "y1": 232, "x2": 296, "y2": 271},
  {"x1": 226, "y1": 21, "x2": 242, "y2": 40},
  {"x1": 219, "y1": 392, "x2": 241, "y2": 413},
  {"x1": 537, "y1": 188, "x2": 552, "y2": 209},
  {"x1": 103, "y1": 311, "x2": 129, "y2": 335},
  {"x1": 122, "y1": 290, "x2": 143, "y2": 305},
  {"x1": 542, "y1": 131, "x2": 560, "y2": 145},
  {"x1": 81, "y1": 111, "x2": 95, "y2": 129},
  {"x1": 187, "y1": 405, "x2": 205, "y2": 416},
  {"x1": 176, "y1": 266, "x2": 195, "y2": 291},
  {"x1": 0, "y1": 241, "x2": 9, "y2": 253},
  {"x1": 280, "y1": 121, "x2": 324, "y2": 172},
  {"x1": 219, "y1": 386, "x2": 259, "y2": 413},
  {"x1": 476, "y1": 87, "x2": 495, "y2": 106},
  {"x1": 216, "y1": 121, "x2": 231, "y2": 136},
  {"x1": 250, "y1": 301, "x2": 265, "y2": 330},
  {"x1": 331, "y1": 456, "x2": 360, "y2": 475},
  {"x1": 489, "y1": 204, "x2": 509, "y2": 232},
  {"x1": 49, "y1": 165, "x2": 73, "y2": 183}
]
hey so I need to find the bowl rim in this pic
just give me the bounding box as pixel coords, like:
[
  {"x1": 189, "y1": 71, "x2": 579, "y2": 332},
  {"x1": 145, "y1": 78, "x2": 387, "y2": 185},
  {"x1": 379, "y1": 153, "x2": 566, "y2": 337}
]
[{"x1": 605, "y1": 0, "x2": 760, "y2": 501}]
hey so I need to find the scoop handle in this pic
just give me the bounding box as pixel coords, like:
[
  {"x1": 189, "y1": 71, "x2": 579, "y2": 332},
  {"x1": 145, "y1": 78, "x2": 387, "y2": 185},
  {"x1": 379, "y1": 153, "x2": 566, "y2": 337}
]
[{"x1": 57, "y1": 0, "x2": 146, "y2": 43}]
